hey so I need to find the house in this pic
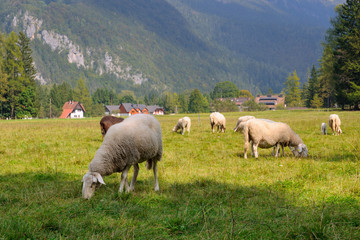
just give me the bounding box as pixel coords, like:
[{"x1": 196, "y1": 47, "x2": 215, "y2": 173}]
[
  {"x1": 119, "y1": 103, "x2": 136, "y2": 116},
  {"x1": 255, "y1": 94, "x2": 285, "y2": 110},
  {"x1": 105, "y1": 105, "x2": 121, "y2": 116},
  {"x1": 59, "y1": 101, "x2": 86, "y2": 119},
  {"x1": 147, "y1": 105, "x2": 164, "y2": 115},
  {"x1": 133, "y1": 104, "x2": 149, "y2": 114},
  {"x1": 119, "y1": 103, "x2": 164, "y2": 116}
]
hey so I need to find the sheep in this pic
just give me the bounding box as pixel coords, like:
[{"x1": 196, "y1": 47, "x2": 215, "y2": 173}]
[
  {"x1": 82, "y1": 114, "x2": 163, "y2": 199},
  {"x1": 172, "y1": 117, "x2": 191, "y2": 135},
  {"x1": 243, "y1": 119, "x2": 308, "y2": 159},
  {"x1": 210, "y1": 112, "x2": 226, "y2": 133},
  {"x1": 233, "y1": 115, "x2": 255, "y2": 132},
  {"x1": 328, "y1": 114, "x2": 342, "y2": 135},
  {"x1": 321, "y1": 122, "x2": 327, "y2": 135},
  {"x1": 234, "y1": 117, "x2": 285, "y2": 157},
  {"x1": 100, "y1": 116, "x2": 124, "y2": 137}
]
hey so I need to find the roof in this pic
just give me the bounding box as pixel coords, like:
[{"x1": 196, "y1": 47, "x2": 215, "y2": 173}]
[
  {"x1": 147, "y1": 105, "x2": 164, "y2": 113},
  {"x1": 59, "y1": 101, "x2": 85, "y2": 119},
  {"x1": 105, "y1": 105, "x2": 120, "y2": 112},
  {"x1": 121, "y1": 103, "x2": 134, "y2": 112},
  {"x1": 133, "y1": 104, "x2": 147, "y2": 111},
  {"x1": 59, "y1": 109, "x2": 73, "y2": 119}
]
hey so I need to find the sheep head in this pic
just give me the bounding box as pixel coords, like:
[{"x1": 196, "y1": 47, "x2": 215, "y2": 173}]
[
  {"x1": 290, "y1": 143, "x2": 308, "y2": 158},
  {"x1": 82, "y1": 172, "x2": 106, "y2": 199}
]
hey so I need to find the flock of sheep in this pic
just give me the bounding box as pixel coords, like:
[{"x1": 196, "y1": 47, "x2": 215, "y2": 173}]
[{"x1": 81, "y1": 112, "x2": 342, "y2": 199}]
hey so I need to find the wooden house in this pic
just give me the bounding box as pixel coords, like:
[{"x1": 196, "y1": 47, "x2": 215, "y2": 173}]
[{"x1": 59, "y1": 101, "x2": 86, "y2": 119}]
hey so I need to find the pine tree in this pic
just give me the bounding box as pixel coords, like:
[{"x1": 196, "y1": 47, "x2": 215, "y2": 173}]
[
  {"x1": 324, "y1": 0, "x2": 360, "y2": 109},
  {"x1": 318, "y1": 43, "x2": 336, "y2": 108},
  {"x1": 18, "y1": 31, "x2": 37, "y2": 117},
  {"x1": 311, "y1": 93, "x2": 323, "y2": 108},
  {"x1": 306, "y1": 65, "x2": 320, "y2": 108},
  {"x1": 0, "y1": 32, "x2": 8, "y2": 105},
  {"x1": 19, "y1": 32, "x2": 36, "y2": 84},
  {"x1": 4, "y1": 32, "x2": 25, "y2": 118},
  {"x1": 74, "y1": 77, "x2": 91, "y2": 115},
  {"x1": 283, "y1": 70, "x2": 301, "y2": 107}
]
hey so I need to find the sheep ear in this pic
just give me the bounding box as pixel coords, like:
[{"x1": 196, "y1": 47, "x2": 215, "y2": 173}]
[{"x1": 93, "y1": 172, "x2": 106, "y2": 185}]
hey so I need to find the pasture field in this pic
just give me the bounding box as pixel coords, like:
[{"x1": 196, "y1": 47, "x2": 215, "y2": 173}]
[{"x1": 0, "y1": 110, "x2": 360, "y2": 239}]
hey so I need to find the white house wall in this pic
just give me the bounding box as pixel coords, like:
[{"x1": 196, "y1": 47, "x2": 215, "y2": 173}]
[{"x1": 70, "y1": 109, "x2": 84, "y2": 118}]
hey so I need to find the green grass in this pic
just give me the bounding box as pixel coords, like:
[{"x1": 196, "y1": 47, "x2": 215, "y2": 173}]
[{"x1": 0, "y1": 110, "x2": 360, "y2": 239}]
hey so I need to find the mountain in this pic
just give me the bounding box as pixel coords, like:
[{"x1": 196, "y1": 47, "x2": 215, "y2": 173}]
[{"x1": 0, "y1": 0, "x2": 343, "y2": 95}]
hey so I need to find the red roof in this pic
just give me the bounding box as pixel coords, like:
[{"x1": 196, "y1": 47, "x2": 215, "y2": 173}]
[
  {"x1": 59, "y1": 101, "x2": 86, "y2": 119},
  {"x1": 59, "y1": 109, "x2": 73, "y2": 119}
]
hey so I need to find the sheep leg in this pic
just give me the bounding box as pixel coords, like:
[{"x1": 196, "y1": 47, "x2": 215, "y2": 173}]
[
  {"x1": 274, "y1": 143, "x2": 280, "y2": 157},
  {"x1": 181, "y1": 127, "x2": 185, "y2": 135},
  {"x1": 153, "y1": 161, "x2": 160, "y2": 191},
  {"x1": 251, "y1": 141, "x2": 254, "y2": 157},
  {"x1": 119, "y1": 165, "x2": 131, "y2": 193},
  {"x1": 244, "y1": 141, "x2": 250, "y2": 159},
  {"x1": 281, "y1": 144, "x2": 285, "y2": 157},
  {"x1": 129, "y1": 163, "x2": 139, "y2": 192},
  {"x1": 253, "y1": 143, "x2": 259, "y2": 158}
]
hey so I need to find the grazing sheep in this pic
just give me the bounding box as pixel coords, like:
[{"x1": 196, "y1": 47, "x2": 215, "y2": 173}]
[
  {"x1": 173, "y1": 117, "x2": 191, "y2": 135},
  {"x1": 235, "y1": 117, "x2": 285, "y2": 157},
  {"x1": 210, "y1": 112, "x2": 226, "y2": 133},
  {"x1": 234, "y1": 115, "x2": 255, "y2": 132},
  {"x1": 82, "y1": 114, "x2": 163, "y2": 199},
  {"x1": 243, "y1": 119, "x2": 308, "y2": 159},
  {"x1": 321, "y1": 122, "x2": 327, "y2": 135},
  {"x1": 328, "y1": 114, "x2": 342, "y2": 135},
  {"x1": 100, "y1": 116, "x2": 124, "y2": 137}
]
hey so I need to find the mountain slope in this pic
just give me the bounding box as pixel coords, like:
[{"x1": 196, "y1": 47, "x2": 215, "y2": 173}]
[{"x1": 0, "y1": 0, "x2": 343, "y2": 95}]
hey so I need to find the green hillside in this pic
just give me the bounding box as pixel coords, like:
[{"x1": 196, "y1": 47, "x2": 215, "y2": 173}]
[{"x1": 0, "y1": 0, "x2": 341, "y2": 95}]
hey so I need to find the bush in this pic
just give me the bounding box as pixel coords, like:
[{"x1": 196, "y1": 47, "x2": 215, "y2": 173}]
[{"x1": 211, "y1": 100, "x2": 239, "y2": 112}]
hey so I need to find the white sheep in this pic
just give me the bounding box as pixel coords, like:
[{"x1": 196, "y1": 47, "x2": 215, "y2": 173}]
[
  {"x1": 328, "y1": 114, "x2": 342, "y2": 135},
  {"x1": 82, "y1": 114, "x2": 163, "y2": 199},
  {"x1": 210, "y1": 112, "x2": 226, "y2": 133},
  {"x1": 243, "y1": 119, "x2": 308, "y2": 159},
  {"x1": 321, "y1": 122, "x2": 327, "y2": 135},
  {"x1": 234, "y1": 117, "x2": 285, "y2": 157},
  {"x1": 173, "y1": 117, "x2": 191, "y2": 135},
  {"x1": 233, "y1": 115, "x2": 255, "y2": 132}
]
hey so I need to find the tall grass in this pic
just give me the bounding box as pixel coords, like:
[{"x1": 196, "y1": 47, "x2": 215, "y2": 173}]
[{"x1": 0, "y1": 111, "x2": 359, "y2": 239}]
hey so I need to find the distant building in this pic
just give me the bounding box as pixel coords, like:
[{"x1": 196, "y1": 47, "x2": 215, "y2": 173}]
[
  {"x1": 105, "y1": 105, "x2": 121, "y2": 115},
  {"x1": 255, "y1": 94, "x2": 285, "y2": 110},
  {"x1": 59, "y1": 101, "x2": 86, "y2": 119},
  {"x1": 117, "y1": 103, "x2": 164, "y2": 116},
  {"x1": 147, "y1": 105, "x2": 164, "y2": 115}
]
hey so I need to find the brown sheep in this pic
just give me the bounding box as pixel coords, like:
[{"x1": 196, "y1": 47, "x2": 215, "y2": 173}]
[{"x1": 100, "y1": 116, "x2": 124, "y2": 137}]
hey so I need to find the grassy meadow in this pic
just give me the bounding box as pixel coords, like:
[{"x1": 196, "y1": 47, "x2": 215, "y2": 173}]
[{"x1": 0, "y1": 110, "x2": 360, "y2": 239}]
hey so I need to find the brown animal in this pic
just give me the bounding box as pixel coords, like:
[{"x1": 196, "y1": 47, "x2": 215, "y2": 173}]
[{"x1": 100, "y1": 116, "x2": 124, "y2": 137}]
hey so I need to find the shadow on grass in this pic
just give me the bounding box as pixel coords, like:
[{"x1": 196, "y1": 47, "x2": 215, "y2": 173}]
[{"x1": 0, "y1": 172, "x2": 359, "y2": 239}]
